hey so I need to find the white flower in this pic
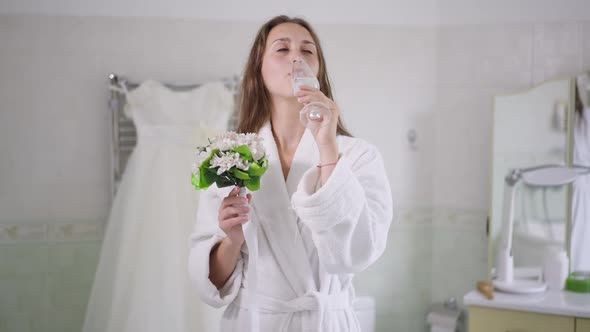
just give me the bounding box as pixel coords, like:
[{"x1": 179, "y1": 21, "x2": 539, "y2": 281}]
[
  {"x1": 238, "y1": 133, "x2": 265, "y2": 161},
  {"x1": 211, "y1": 132, "x2": 240, "y2": 151},
  {"x1": 194, "y1": 131, "x2": 266, "y2": 180},
  {"x1": 191, "y1": 147, "x2": 211, "y2": 174},
  {"x1": 249, "y1": 141, "x2": 265, "y2": 162},
  {"x1": 210, "y1": 151, "x2": 250, "y2": 175},
  {"x1": 209, "y1": 131, "x2": 266, "y2": 162}
]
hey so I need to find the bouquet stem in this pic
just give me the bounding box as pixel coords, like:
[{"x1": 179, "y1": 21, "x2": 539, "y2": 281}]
[
  {"x1": 238, "y1": 185, "x2": 259, "y2": 330},
  {"x1": 238, "y1": 186, "x2": 248, "y2": 198}
]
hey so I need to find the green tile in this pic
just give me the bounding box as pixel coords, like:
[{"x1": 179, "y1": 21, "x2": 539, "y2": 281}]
[
  {"x1": 0, "y1": 276, "x2": 41, "y2": 310},
  {"x1": 47, "y1": 309, "x2": 84, "y2": 332},
  {"x1": 2, "y1": 313, "x2": 33, "y2": 332},
  {"x1": 0, "y1": 240, "x2": 101, "y2": 332},
  {"x1": 49, "y1": 285, "x2": 91, "y2": 310},
  {"x1": 74, "y1": 242, "x2": 101, "y2": 265},
  {"x1": 0, "y1": 244, "x2": 48, "y2": 276},
  {"x1": 47, "y1": 245, "x2": 76, "y2": 270}
]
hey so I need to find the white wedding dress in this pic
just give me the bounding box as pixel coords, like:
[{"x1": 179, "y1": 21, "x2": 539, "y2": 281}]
[{"x1": 83, "y1": 80, "x2": 234, "y2": 332}]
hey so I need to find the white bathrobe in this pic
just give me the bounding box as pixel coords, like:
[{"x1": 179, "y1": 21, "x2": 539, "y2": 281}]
[{"x1": 188, "y1": 121, "x2": 393, "y2": 332}]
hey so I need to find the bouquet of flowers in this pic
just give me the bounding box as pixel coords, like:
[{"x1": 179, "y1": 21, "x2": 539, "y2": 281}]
[
  {"x1": 191, "y1": 132, "x2": 267, "y2": 332},
  {"x1": 191, "y1": 131, "x2": 268, "y2": 191}
]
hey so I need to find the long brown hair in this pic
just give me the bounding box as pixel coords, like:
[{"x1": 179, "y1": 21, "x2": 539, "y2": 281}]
[
  {"x1": 237, "y1": 15, "x2": 352, "y2": 137},
  {"x1": 575, "y1": 81, "x2": 584, "y2": 117}
]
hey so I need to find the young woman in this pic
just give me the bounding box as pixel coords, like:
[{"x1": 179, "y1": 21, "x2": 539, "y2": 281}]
[{"x1": 189, "y1": 15, "x2": 393, "y2": 331}]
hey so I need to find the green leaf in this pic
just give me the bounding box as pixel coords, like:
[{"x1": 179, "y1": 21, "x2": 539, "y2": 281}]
[
  {"x1": 245, "y1": 176, "x2": 260, "y2": 191},
  {"x1": 199, "y1": 165, "x2": 216, "y2": 189},
  {"x1": 196, "y1": 149, "x2": 221, "y2": 189},
  {"x1": 192, "y1": 147, "x2": 268, "y2": 191},
  {"x1": 232, "y1": 168, "x2": 250, "y2": 180},
  {"x1": 247, "y1": 163, "x2": 264, "y2": 177},
  {"x1": 234, "y1": 145, "x2": 253, "y2": 161},
  {"x1": 215, "y1": 177, "x2": 235, "y2": 188},
  {"x1": 191, "y1": 173, "x2": 199, "y2": 189}
]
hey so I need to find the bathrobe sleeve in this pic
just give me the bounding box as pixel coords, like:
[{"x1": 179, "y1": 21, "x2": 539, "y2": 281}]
[
  {"x1": 291, "y1": 139, "x2": 394, "y2": 274},
  {"x1": 188, "y1": 186, "x2": 244, "y2": 308}
]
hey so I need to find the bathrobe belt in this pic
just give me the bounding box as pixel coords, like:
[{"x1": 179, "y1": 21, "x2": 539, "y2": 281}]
[{"x1": 235, "y1": 289, "x2": 353, "y2": 332}]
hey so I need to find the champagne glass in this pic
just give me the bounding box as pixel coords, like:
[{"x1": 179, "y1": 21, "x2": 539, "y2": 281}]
[{"x1": 291, "y1": 57, "x2": 332, "y2": 129}]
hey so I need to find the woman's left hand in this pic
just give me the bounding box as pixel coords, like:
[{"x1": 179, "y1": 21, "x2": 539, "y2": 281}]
[{"x1": 296, "y1": 85, "x2": 339, "y2": 148}]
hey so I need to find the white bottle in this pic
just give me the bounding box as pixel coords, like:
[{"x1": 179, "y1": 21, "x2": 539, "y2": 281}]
[{"x1": 543, "y1": 249, "x2": 569, "y2": 290}]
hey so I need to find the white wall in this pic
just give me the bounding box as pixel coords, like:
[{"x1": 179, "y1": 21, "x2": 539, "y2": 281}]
[
  {"x1": 437, "y1": 0, "x2": 590, "y2": 25},
  {"x1": 429, "y1": 21, "x2": 590, "y2": 307},
  {"x1": 2, "y1": 0, "x2": 590, "y2": 25},
  {"x1": 0, "y1": 0, "x2": 440, "y2": 25}
]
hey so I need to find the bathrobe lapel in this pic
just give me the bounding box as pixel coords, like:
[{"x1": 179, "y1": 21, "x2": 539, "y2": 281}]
[{"x1": 252, "y1": 122, "x2": 319, "y2": 295}]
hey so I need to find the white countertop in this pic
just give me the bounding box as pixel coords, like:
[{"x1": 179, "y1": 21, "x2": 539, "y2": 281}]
[{"x1": 464, "y1": 289, "x2": 590, "y2": 318}]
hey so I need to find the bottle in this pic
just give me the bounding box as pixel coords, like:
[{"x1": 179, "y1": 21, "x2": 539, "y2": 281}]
[{"x1": 543, "y1": 249, "x2": 569, "y2": 290}]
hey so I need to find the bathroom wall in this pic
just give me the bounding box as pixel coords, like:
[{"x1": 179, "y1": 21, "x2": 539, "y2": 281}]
[
  {"x1": 3, "y1": 0, "x2": 590, "y2": 25},
  {"x1": 430, "y1": 21, "x2": 590, "y2": 307},
  {"x1": 356, "y1": 20, "x2": 590, "y2": 332},
  {"x1": 0, "y1": 12, "x2": 589, "y2": 332}
]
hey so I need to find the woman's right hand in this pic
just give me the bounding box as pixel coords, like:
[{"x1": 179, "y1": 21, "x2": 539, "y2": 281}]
[
  {"x1": 218, "y1": 186, "x2": 251, "y2": 247},
  {"x1": 210, "y1": 187, "x2": 252, "y2": 289}
]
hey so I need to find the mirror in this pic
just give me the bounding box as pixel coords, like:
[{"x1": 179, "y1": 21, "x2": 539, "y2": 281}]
[{"x1": 489, "y1": 77, "x2": 574, "y2": 276}]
